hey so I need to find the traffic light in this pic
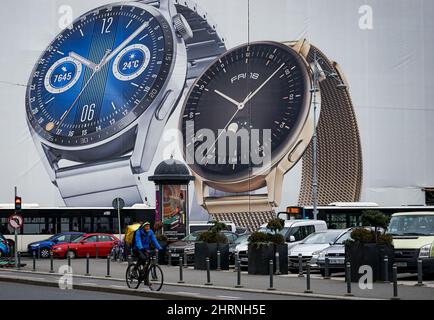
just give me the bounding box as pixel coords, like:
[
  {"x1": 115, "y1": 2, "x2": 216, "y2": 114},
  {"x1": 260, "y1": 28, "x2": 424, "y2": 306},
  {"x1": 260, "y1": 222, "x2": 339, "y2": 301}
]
[{"x1": 15, "y1": 196, "x2": 22, "y2": 211}]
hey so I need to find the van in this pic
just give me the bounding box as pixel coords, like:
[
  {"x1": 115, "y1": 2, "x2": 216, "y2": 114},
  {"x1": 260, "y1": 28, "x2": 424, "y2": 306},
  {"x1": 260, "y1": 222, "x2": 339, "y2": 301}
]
[{"x1": 388, "y1": 212, "x2": 434, "y2": 274}]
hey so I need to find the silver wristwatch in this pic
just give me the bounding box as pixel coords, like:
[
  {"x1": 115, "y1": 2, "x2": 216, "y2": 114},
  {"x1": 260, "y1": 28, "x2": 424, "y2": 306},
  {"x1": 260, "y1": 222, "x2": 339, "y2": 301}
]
[{"x1": 25, "y1": 0, "x2": 226, "y2": 206}]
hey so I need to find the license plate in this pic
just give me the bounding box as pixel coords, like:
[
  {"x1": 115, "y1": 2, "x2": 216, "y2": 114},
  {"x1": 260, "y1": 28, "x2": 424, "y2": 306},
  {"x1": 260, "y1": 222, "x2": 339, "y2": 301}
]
[
  {"x1": 240, "y1": 258, "x2": 248, "y2": 262},
  {"x1": 171, "y1": 253, "x2": 180, "y2": 257},
  {"x1": 328, "y1": 259, "x2": 342, "y2": 264},
  {"x1": 395, "y1": 262, "x2": 407, "y2": 267}
]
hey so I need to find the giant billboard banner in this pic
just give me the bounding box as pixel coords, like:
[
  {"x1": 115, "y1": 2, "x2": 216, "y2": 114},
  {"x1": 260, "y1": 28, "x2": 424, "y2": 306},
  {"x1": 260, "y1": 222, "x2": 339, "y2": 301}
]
[{"x1": 0, "y1": 0, "x2": 433, "y2": 226}]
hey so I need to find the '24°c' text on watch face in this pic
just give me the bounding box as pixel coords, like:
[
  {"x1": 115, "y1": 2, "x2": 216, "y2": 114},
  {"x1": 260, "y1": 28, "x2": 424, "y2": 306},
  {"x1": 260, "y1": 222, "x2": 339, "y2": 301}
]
[
  {"x1": 26, "y1": 4, "x2": 173, "y2": 146},
  {"x1": 181, "y1": 42, "x2": 310, "y2": 181}
]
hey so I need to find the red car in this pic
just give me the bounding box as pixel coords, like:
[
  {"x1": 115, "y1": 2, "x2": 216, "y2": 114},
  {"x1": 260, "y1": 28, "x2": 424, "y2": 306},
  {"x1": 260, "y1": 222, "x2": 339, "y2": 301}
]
[{"x1": 51, "y1": 233, "x2": 119, "y2": 259}]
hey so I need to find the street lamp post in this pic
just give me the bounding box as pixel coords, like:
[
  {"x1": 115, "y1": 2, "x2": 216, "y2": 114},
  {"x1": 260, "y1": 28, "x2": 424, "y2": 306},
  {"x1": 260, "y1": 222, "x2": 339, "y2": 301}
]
[{"x1": 311, "y1": 52, "x2": 320, "y2": 220}]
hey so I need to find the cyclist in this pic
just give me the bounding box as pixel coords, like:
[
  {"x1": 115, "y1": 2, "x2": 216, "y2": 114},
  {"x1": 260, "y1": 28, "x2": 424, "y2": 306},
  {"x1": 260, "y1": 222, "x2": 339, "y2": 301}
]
[{"x1": 133, "y1": 222, "x2": 162, "y2": 270}]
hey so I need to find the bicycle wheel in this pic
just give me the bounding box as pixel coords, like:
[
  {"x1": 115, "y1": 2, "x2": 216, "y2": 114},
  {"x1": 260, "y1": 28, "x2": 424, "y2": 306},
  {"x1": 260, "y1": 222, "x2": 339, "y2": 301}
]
[
  {"x1": 125, "y1": 263, "x2": 142, "y2": 289},
  {"x1": 146, "y1": 264, "x2": 164, "y2": 291}
]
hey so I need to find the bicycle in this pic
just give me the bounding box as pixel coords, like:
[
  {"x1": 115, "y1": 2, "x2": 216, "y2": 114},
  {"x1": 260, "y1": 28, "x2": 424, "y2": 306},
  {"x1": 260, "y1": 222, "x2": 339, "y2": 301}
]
[{"x1": 125, "y1": 250, "x2": 164, "y2": 291}]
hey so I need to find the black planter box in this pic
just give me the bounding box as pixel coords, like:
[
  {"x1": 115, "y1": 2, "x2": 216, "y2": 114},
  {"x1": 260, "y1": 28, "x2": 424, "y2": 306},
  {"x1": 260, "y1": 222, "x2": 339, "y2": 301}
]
[
  {"x1": 194, "y1": 242, "x2": 230, "y2": 270},
  {"x1": 345, "y1": 243, "x2": 394, "y2": 282},
  {"x1": 248, "y1": 243, "x2": 288, "y2": 275}
]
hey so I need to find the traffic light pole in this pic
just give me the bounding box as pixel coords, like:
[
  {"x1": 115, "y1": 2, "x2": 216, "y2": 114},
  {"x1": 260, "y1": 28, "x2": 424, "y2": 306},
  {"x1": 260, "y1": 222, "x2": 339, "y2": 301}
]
[{"x1": 14, "y1": 186, "x2": 18, "y2": 269}]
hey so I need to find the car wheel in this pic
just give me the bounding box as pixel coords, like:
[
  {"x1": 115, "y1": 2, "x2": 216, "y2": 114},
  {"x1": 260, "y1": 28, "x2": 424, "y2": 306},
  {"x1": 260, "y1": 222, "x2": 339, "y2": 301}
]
[
  {"x1": 319, "y1": 269, "x2": 326, "y2": 277},
  {"x1": 40, "y1": 248, "x2": 50, "y2": 259},
  {"x1": 66, "y1": 250, "x2": 76, "y2": 259}
]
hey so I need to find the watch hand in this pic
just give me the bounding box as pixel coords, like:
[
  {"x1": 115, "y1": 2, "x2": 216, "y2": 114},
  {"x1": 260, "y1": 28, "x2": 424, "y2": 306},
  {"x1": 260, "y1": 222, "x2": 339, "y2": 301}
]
[
  {"x1": 57, "y1": 51, "x2": 110, "y2": 129},
  {"x1": 99, "y1": 21, "x2": 149, "y2": 69},
  {"x1": 241, "y1": 63, "x2": 285, "y2": 105},
  {"x1": 214, "y1": 90, "x2": 242, "y2": 108},
  {"x1": 69, "y1": 52, "x2": 97, "y2": 71}
]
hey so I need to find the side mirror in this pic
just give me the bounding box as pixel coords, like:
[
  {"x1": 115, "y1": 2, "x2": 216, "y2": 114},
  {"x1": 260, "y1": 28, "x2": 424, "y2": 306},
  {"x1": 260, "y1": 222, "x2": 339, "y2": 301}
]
[
  {"x1": 288, "y1": 236, "x2": 296, "y2": 242},
  {"x1": 329, "y1": 242, "x2": 334, "y2": 246},
  {"x1": 52, "y1": 239, "x2": 58, "y2": 244},
  {"x1": 79, "y1": 240, "x2": 86, "y2": 244}
]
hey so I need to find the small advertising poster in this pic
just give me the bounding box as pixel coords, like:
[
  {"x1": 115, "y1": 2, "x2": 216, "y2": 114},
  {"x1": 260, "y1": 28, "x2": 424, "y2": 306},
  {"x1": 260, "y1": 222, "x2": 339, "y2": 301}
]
[{"x1": 162, "y1": 185, "x2": 187, "y2": 241}]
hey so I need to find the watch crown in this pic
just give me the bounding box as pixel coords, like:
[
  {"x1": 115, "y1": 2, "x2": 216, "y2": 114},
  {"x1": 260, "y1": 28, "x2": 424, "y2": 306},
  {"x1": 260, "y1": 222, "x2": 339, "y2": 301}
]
[{"x1": 173, "y1": 14, "x2": 193, "y2": 42}]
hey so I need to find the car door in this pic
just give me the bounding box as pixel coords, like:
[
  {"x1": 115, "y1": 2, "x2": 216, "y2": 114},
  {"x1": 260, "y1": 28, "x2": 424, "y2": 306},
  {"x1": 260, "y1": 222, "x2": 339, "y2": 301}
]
[
  {"x1": 77, "y1": 235, "x2": 98, "y2": 257},
  {"x1": 97, "y1": 235, "x2": 115, "y2": 257}
]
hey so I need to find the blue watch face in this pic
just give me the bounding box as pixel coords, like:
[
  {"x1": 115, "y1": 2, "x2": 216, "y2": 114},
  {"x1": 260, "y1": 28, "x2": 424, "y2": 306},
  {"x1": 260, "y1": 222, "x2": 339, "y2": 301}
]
[{"x1": 26, "y1": 4, "x2": 174, "y2": 146}]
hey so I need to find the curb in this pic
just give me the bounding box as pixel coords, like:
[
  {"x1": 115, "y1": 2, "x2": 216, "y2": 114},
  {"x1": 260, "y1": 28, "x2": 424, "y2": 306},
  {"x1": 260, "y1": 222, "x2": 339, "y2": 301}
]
[
  {"x1": 0, "y1": 274, "x2": 222, "y2": 300},
  {"x1": 0, "y1": 269, "x2": 382, "y2": 300}
]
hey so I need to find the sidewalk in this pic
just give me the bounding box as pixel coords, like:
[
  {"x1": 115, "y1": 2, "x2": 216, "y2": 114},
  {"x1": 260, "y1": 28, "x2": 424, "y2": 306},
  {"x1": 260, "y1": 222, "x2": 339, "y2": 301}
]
[{"x1": 4, "y1": 257, "x2": 434, "y2": 300}]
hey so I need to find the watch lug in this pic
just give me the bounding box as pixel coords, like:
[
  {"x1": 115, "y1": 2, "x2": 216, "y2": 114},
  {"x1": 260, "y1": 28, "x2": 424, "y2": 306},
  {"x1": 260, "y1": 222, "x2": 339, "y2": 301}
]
[
  {"x1": 264, "y1": 166, "x2": 284, "y2": 207},
  {"x1": 289, "y1": 38, "x2": 311, "y2": 59}
]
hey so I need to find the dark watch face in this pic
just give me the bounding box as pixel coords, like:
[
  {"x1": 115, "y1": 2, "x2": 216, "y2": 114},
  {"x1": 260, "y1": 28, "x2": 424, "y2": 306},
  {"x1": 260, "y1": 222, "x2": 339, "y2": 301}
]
[
  {"x1": 181, "y1": 42, "x2": 311, "y2": 182},
  {"x1": 26, "y1": 4, "x2": 173, "y2": 147}
]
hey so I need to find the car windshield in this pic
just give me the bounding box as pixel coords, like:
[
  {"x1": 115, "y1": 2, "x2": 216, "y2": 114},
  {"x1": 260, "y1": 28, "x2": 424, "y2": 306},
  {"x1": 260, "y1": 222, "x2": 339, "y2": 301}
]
[
  {"x1": 183, "y1": 232, "x2": 203, "y2": 241},
  {"x1": 387, "y1": 215, "x2": 434, "y2": 236},
  {"x1": 72, "y1": 236, "x2": 85, "y2": 243},
  {"x1": 334, "y1": 231, "x2": 352, "y2": 244},
  {"x1": 234, "y1": 234, "x2": 249, "y2": 245},
  {"x1": 257, "y1": 227, "x2": 289, "y2": 236},
  {"x1": 48, "y1": 234, "x2": 59, "y2": 241},
  {"x1": 301, "y1": 231, "x2": 342, "y2": 244}
]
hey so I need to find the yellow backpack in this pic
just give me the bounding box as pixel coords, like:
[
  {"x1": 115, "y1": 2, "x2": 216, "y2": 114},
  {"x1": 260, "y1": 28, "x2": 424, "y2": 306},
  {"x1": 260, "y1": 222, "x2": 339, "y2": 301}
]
[{"x1": 124, "y1": 223, "x2": 141, "y2": 246}]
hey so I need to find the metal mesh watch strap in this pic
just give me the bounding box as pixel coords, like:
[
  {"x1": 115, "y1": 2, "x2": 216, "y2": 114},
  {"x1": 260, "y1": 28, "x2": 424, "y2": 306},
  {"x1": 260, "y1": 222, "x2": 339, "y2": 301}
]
[
  {"x1": 140, "y1": 0, "x2": 226, "y2": 79},
  {"x1": 298, "y1": 45, "x2": 363, "y2": 206}
]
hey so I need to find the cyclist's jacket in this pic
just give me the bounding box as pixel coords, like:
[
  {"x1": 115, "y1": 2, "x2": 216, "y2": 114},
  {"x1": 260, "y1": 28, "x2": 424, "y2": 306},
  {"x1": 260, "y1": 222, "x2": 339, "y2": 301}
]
[{"x1": 134, "y1": 228, "x2": 162, "y2": 251}]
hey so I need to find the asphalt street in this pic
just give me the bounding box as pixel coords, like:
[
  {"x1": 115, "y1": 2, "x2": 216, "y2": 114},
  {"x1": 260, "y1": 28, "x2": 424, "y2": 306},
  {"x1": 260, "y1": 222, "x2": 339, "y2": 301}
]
[{"x1": 0, "y1": 281, "x2": 156, "y2": 300}]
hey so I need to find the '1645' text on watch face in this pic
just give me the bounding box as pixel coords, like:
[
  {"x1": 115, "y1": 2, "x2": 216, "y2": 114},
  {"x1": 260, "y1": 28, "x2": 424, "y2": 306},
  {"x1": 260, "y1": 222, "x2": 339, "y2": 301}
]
[{"x1": 26, "y1": 4, "x2": 173, "y2": 146}]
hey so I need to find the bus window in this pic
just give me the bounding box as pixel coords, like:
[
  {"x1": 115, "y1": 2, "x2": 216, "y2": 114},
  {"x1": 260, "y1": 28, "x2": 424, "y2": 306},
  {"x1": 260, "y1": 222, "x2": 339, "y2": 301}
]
[
  {"x1": 95, "y1": 217, "x2": 110, "y2": 233},
  {"x1": 23, "y1": 217, "x2": 47, "y2": 234},
  {"x1": 60, "y1": 218, "x2": 69, "y2": 232},
  {"x1": 83, "y1": 217, "x2": 92, "y2": 233}
]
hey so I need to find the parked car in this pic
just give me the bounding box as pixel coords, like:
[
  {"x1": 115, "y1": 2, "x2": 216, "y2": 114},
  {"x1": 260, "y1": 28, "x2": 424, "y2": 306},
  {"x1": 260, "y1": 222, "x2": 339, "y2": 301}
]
[
  {"x1": 0, "y1": 233, "x2": 10, "y2": 258},
  {"x1": 288, "y1": 229, "x2": 348, "y2": 273},
  {"x1": 316, "y1": 227, "x2": 387, "y2": 276},
  {"x1": 166, "y1": 230, "x2": 239, "y2": 265},
  {"x1": 27, "y1": 232, "x2": 84, "y2": 258},
  {"x1": 236, "y1": 219, "x2": 328, "y2": 268},
  {"x1": 51, "y1": 233, "x2": 119, "y2": 259},
  {"x1": 229, "y1": 233, "x2": 250, "y2": 264},
  {"x1": 188, "y1": 221, "x2": 237, "y2": 233},
  {"x1": 235, "y1": 227, "x2": 250, "y2": 236},
  {"x1": 388, "y1": 212, "x2": 434, "y2": 274}
]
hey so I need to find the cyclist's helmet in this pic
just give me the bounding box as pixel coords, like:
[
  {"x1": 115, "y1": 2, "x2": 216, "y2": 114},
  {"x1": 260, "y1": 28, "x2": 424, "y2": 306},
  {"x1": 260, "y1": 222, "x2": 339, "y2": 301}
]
[{"x1": 142, "y1": 222, "x2": 151, "y2": 228}]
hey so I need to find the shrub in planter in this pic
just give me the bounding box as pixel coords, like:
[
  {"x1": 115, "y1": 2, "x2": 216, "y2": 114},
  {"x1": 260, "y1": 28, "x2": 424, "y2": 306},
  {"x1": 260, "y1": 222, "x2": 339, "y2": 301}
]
[
  {"x1": 247, "y1": 218, "x2": 288, "y2": 275},
  {"x1": 194, "y1": 221, "x2": 230, "y2": 270},
  {"x1": 345, "y1": 210, "x2": 394, "y2": 282}
]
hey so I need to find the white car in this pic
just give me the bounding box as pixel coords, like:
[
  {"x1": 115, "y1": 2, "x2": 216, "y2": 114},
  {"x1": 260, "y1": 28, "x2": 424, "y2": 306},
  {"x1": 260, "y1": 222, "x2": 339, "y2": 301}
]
[
  {"x1": 288, "y1": 229, "x2": 348, "y2": 272},
  {"x1": 235, "y1": 219, "x2": 328, "y2": 268}
]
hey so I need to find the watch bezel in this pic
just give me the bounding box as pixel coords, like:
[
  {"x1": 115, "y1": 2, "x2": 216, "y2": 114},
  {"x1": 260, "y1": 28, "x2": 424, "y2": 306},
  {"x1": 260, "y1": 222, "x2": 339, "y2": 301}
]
[
  {"x1": 179, "y1": 41, "x2": 314, "y2": 191},
  {"x1": 25, "y1": 1, "x2": 175, "y2": 151}
]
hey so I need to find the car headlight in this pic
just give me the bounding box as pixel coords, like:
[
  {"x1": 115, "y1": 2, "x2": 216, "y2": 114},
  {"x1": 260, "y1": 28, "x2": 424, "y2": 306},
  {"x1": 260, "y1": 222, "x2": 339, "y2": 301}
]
[
  {"x1": 313, "y1": 250, "x2": 326, "y2": 259},
  {"x1": 31, "y1": 244, "x2": 40, "y2": 247},
  {"x1": 54, "y1": 247, "x2": 62, "y2": 251},
  {"x1": 419, "y1": 244, "x2": 432, "y2": 259},
  {"x1": 184, "y1": 247, "x2": 195, "y2": 254}
]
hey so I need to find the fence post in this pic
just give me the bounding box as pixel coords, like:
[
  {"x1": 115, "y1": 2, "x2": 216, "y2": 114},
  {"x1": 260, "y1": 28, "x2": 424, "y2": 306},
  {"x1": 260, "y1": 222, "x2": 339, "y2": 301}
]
[
  {"x1": 383, "y1": 255, "x2": 389, "y2": 283},
  {"x1": 32, "y1": 251, "x2": 36, "y2": 272},
  {"x1": 323, "y1": 257, "x2": 331, "y2": 279},
  {"x1": 17, "y1": 252, "x2": 21, "y2": 270},
  {"x1": 205, "y1": 257, "x2": 213, "y2": 285},
  {"x1": 268, "y1": 260, "x2": 275, "y2": 290},
  {"x1": 235, "y1": 256, "x2": 243, "y2": 288},
  {"x1": 298, "y1": 253, "x2": 304, "y2": 277},
  {"x1": 85, "y1": 253, "x2": 90, "y2": 276},
  {"x1": 391, "y1": 264, "x2": 400, "y2": 300},
  {"x1": 105, "y1": 255, "x2": 111, "y2": 278},
  {"x1": 415, "y1": 259, "x2": 425, "y2": 286},
  {"x1": 345, "y1": 261, "x2": 353, "y2": 296},
  {"x1": 304, "y1": 264, "x2": 313, "y2": 293},
  {"x1": 178, "y1": 256, "x2": 185, "y2": 283},
  {"x1": 168, "y1": 250, "x2": 172, "y2": 266},
  {"x1": 67, "y1": 246, "x2": 71, "y2": 268},
  {"x1": 184, "y1": 252, "x2": 188, "y2": 268},
  {"x1": 217, "y1": 250, "x2": 221, "y2": 271},
  {"x1": 49, "y1": 251, "x2": 54, "y2": 273},
  {"x1": 95, "y1": 244, "x2": 98, "y2": 259},
  {"x1": 275, "y1": 252, "x2": 281, "y2": 275}
]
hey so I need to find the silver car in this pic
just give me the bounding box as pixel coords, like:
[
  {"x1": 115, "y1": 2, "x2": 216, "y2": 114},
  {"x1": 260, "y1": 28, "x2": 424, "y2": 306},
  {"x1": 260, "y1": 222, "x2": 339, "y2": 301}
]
[{"x1": 288, "y1": 229, "x2": 348, "y2": 273}]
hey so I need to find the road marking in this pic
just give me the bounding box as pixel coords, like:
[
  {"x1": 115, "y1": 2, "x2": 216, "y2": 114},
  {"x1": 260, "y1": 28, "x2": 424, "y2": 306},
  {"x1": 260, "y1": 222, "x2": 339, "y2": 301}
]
[
  {"x1": 80, "y1": 282, "x2": 98, "y2": 286},
  {"x1": 110, "y1": 285, "x2": 126, "y2": 288},
  {"x1": 217, "y1": 295, "x2": 240, "y2": 300},
  {"x1": 176, "y1": 291, "x2": 201, "y2": 296}
]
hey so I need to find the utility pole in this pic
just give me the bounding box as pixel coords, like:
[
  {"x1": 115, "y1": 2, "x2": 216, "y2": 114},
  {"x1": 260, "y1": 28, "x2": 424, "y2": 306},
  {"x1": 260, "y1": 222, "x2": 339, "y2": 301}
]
[{"x1": 311, "y1": 51, "x2": 320, "y2": 220}]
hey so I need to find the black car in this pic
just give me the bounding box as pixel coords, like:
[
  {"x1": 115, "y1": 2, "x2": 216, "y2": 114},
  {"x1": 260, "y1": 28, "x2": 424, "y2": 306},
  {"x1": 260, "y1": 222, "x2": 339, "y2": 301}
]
[{"x1": 166, "y1": 230, "x2": 239, "y2": 265}]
